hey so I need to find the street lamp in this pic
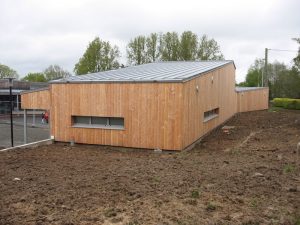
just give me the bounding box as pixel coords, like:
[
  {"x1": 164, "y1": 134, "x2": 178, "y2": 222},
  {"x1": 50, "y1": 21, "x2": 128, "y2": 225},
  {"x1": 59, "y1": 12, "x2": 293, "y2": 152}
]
[{"x1": 7, "y1": 78, "x2": 14, "y2": 147}]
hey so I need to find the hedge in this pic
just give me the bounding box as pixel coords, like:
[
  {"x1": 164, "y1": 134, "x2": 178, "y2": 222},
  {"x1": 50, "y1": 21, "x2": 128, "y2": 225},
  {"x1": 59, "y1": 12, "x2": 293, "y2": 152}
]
[{"x1": 272, "y1": 98, "x2": 300, "y2": 110}]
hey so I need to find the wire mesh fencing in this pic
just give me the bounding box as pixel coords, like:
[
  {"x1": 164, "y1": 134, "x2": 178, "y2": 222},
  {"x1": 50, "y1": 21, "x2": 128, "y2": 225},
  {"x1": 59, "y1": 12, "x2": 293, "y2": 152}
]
[{"x1": 0, "y1": 101, "x2": 50, "y2": 149}]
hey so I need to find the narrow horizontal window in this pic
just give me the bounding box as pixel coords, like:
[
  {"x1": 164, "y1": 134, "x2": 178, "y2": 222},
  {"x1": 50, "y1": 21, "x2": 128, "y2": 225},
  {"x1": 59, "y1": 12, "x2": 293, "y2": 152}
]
[
  {"x1": 72, "y1": 116, "x2": 124, "y2": 130},
  {"x1": 203, "y1": 108, "x2": 219, "y2": 122}
]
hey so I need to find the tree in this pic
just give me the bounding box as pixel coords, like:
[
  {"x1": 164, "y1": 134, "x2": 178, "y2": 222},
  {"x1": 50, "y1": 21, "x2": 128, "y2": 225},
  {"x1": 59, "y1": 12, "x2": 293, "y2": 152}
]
[
  {"x1": 180, "y1": 31, "x2": 198, "y2": 60},
  {"x1": 74, "y1": 37, "x2": 120, "y2": 75},
  {"x1": 241, "y1": 59, "x2": 286, "y2": 89},
  {"x1": 127, "y1": 35, "x2": 147, "y2": 65},
  {"x1": 146, "y1": 33, "x2": 160, "y2": 62},
  {"x1": 198, "y1": 35, "x2": 224, "y2": 60},
  {"x1": 21, "y1": 73, "x2": 47, "y2": 82},
  {"x1": 292, "y1": 38, "x2": 300, "y2": 70},
  {"x1": 268, "y1": 61, "x2": 287, "y2": 83},
  {"x1": 126, "y1": 31, "x2": 225, "y2": 64},
  {"x1": 241, "y1": 59, "x2": 265, "y2": 87},
  {"x1": 44, "y1": 65, "x2": 71, "y2": 81},
  {"x1": 0, "y1": 64, "x2": 19, "y2": 79},
  {"x1": 272, "y1": 68, "x2": 300, "y2": 98},
  {"x1": 160, "y1": 32, "x2": 180, "y2": 61},
  {"x1": 240, "y1": 58, "x2": 300, "y2": 99}
]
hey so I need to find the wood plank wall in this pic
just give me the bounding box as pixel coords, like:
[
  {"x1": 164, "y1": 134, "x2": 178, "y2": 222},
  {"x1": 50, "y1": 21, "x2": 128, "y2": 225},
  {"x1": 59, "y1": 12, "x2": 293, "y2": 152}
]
[
  {"x1": 21, "y1": 89, "x2": 50, "y2": 110},
  {"x1": 50, "y1": 83, "x2": 184, "y2": 150},
  {"x1": 182, "y1": 63, "x2": 237, "y2": 148},
  {"x1": 236, "y1": 88, "x2": 269, "y2": 112},
  {"x1": 20, "y1": 62, "x2": 269, "y2": 151}
]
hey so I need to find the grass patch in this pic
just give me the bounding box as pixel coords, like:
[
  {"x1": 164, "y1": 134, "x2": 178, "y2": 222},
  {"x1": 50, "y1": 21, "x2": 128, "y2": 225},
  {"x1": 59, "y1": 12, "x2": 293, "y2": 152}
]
[
  {"x1": 272, "y1": 98, "x2": 300, "y2": 110},
  {"x1": 242, "y1": 221, "x2": 259, "y2": 225},
  {"x1": 283, "y1": 164, "x2": 295, "y2": 173},
  {"x1": 127, "y1": 220, "x2": 139, "y2": 225},
  {"x1": 185, "y1": 199, "x2": 198, "y2": 206},
  {"x1": 104, "y1": 208, "x2": 118, "y2": 218},
  {"x1": 268, "y1": 106, "x2": 283, "y2": 112},
  {"x1": 206, "y1": 202, "x2": 217, "y2": 211},
  {"x1": 191, "y1": 190, "x2": 200, "y2": 199},
  {"x1": 148, "y1": 176, "x2": 161, "y2": 183},
  {"x1": 249, "y1": 198, "x2": 258, "y2": 209}
]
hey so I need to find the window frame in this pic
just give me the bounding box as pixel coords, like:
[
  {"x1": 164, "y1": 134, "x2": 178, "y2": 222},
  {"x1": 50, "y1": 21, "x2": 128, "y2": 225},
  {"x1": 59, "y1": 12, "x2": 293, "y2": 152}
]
[
  {"x1": 72, "y1": 116, "x2": 125, "y2": 130},
  {"x1": 203, "y1": 108, "x2": 219, "y2": 122}
]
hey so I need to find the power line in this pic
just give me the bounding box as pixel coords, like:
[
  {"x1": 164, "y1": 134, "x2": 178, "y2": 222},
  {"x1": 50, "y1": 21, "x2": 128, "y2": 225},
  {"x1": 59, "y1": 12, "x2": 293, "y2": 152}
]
[
  {"x1": 268, "y1": 48, "x2": 298, "y2": 53},
  {"x1": 262, "y1": 47, "x2": 299, "y2": 87}
]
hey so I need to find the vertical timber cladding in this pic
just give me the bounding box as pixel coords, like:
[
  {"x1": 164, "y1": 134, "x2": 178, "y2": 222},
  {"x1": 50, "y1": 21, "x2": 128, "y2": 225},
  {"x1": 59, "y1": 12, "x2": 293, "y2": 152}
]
[
  {"x1": 237, "y1": 88, "x2": 269, "y2": 112},
  {"x1": 51, "y1": 82, "x2": 184, "y2": 150},
  {"x1": 182, "y1": 63, "x2": 237, "y2": 148},
  {"x1": 21, "y1": 89, "x2": 50, "y2": 110}
]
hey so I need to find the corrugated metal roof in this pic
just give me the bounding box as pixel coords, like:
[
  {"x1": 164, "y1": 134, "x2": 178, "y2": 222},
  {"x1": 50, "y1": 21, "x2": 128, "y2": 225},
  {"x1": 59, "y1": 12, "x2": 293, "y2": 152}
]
[
  {"x1": 52, "y1": 61, "x2": 234, "y2": 83},
  {"x1": 235, "y1": 87, "x2": 268, "y2": 92}
]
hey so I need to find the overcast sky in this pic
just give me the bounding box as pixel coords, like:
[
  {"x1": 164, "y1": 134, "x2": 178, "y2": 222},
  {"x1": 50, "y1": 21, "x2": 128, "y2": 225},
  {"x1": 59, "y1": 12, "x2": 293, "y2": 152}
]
[{"x1": 0, "y1": 0, "x2": 299, "y2": 82}]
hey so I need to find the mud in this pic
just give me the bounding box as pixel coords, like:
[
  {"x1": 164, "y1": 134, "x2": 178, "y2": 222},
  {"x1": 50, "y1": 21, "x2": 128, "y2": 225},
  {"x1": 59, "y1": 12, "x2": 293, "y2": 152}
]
[{"x1": 0, "y1": 110, "x2": 299, "y2": 225}]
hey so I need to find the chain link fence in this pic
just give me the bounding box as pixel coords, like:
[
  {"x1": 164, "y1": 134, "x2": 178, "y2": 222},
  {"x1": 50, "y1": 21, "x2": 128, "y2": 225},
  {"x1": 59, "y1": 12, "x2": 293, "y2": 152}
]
[{"x1": 0, "y1": 100, "x2": 50, "y2": 149}]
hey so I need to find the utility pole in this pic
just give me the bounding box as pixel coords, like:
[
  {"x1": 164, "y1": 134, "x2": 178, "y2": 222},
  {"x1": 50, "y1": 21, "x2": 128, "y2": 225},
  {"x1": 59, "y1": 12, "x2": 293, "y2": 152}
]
[{"x1": 264, "y1": 48, "x2": 268, "y2": 87}]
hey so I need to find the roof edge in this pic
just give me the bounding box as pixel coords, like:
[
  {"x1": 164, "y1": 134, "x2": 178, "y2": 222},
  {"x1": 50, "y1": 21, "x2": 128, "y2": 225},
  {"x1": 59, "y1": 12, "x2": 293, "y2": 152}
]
[
  {"x1": 235, "y1": 87, "x2": 269, "y2": 93},
  {"x1": 21, "y1": 87, "x2": 49, "y2": 94}
]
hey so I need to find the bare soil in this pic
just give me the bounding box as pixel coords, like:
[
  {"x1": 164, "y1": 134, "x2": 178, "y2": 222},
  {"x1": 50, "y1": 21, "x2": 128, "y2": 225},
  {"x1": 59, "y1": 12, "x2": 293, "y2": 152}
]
[{"x1": 0, "y1": 110, "x2": 300, "y2": 225}]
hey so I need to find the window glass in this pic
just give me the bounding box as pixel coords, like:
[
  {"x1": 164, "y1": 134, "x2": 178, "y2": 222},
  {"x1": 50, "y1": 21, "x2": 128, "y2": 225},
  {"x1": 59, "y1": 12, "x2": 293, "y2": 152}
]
[
  {"x1": 74, "y1": 116, "x2": 90, "y2": 124},
  {"x1": 109, "y1": 117, "x2": 124, "y2": 127},
  {"x1": 91, "y1": 117, "x2": 107, "y2": 125}
]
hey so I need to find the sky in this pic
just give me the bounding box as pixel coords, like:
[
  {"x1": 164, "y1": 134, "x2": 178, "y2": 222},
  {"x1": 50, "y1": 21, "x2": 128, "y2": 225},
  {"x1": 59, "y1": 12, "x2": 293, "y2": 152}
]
[{"x1": 0, "y1": 0, "x2": 299, "y2": 83}]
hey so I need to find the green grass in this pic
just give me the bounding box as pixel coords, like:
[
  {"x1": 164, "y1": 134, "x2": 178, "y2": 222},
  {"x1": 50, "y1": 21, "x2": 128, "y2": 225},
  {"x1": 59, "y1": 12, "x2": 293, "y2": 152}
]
[
  {"x1": 153, "y1": 176, "x2": 161, "y2": 182},
  {"x1": 127, "y1": 220, "x2": 139, "y2": 225},
  {"x1": 283, "y1": 164, "x2": 295, "y2": 173},
  {"x1": 104, "y1": 208, "x2": 118, "y2": 218},
  {"x1": 272, "y1": 98, "x2": 300, "y2": 110},
  {"x1": 295, "y1": 218, "x2": 300, "y2": 225},
  {"x1": 242, "y1": 221, "x2": 260, "y2": 225},
  {"x1": 206, "y1": 202, "x2": 217, "y2": 211},
  {"x1": 268, "y1": 106, "x2": 283, "y2": 112},
  {"x1": 250, "y1": 198, "x2": 258, "y2": 208},
  {"x1": 191, "y1": 190, "x2": 200, "y2": 199}
]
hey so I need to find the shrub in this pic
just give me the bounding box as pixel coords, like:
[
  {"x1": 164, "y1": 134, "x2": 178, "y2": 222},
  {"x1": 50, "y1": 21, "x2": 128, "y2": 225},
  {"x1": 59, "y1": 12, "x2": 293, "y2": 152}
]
[{"x1": 272, "y1": 98, "x2": 300, "y2": 110}]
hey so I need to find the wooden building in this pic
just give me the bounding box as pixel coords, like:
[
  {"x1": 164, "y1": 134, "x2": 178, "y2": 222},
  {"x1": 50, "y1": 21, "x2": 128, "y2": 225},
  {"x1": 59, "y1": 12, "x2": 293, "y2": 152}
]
[
  {"x1": 21, "y1": 61, "x2": 269, "y2": 151},
  {"x1": 236, "y1": 87, "x2": 269, "y2": 112}
]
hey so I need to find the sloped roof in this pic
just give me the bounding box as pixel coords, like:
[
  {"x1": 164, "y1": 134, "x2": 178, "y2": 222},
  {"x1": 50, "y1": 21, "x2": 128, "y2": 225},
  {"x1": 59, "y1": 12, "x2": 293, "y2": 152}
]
[{"x1": 52, "y1": 61, "x2": 235, "y2": 84}]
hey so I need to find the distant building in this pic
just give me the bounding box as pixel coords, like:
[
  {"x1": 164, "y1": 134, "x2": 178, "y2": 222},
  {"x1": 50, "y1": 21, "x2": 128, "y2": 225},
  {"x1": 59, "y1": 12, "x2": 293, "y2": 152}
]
[{"x1": 0, "y1": 80, "x2": 48, "y2": 114}]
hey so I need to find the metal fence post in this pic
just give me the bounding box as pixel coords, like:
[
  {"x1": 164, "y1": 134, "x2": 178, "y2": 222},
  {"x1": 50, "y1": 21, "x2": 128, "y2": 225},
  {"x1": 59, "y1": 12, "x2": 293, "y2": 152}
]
[
  {"x1": 24, "y1": 109, "x2": 27, "y2": 144},
  {"x1": 32, "y1": 109, "x2": 36, "y2": 127}
]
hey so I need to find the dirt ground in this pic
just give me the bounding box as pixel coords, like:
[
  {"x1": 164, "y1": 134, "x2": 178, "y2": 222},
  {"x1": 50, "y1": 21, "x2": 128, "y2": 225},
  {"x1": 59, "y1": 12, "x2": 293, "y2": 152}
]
[{"x1": 0, "y1": 109, "x2": 300, "y2": 225}]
